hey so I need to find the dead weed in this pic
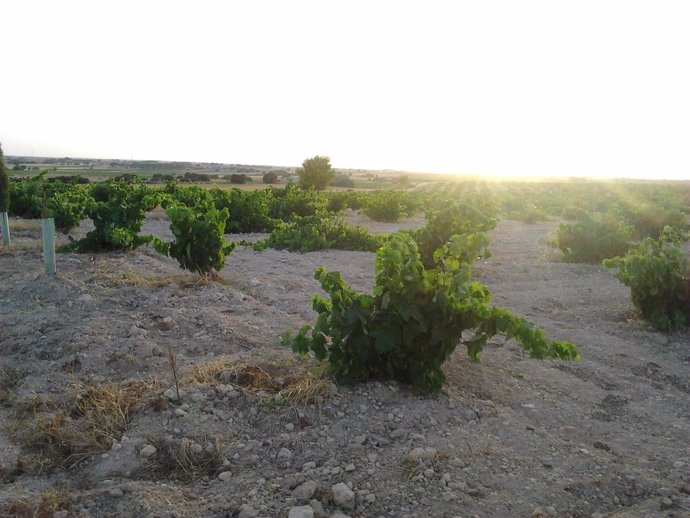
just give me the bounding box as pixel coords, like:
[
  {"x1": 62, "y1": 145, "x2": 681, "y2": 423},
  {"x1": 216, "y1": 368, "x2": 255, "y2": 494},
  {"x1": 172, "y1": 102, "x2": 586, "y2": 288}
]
[
  {"x1": 135, "y1": 434, "x2": 227, "y2": 481},
  {"x1": 189, "y1": 360, "x2": 333, "y2": 406},
  {"x1": 5, "y1": 381, "x2": 154, "y2": 472}
]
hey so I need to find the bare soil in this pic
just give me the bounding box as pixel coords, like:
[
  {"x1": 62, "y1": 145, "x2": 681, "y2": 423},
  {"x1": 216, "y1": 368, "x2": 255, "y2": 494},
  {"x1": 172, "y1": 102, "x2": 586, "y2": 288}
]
[{"x1": 0, "y1": 216, "x2": 688, "y2": 518}]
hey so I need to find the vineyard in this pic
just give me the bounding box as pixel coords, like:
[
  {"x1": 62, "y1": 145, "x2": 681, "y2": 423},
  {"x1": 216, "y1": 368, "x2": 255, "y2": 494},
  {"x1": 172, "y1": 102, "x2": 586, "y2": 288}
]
[{"x1": 0, "y1": 174, "x2": 689, "y2": 517}]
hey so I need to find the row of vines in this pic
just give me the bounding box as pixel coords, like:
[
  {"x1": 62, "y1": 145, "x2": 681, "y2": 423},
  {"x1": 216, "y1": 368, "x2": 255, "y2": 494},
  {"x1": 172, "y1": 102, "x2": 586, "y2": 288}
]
[{"x1": 3, "y1": 172, "x2": 689, "y2": 389}]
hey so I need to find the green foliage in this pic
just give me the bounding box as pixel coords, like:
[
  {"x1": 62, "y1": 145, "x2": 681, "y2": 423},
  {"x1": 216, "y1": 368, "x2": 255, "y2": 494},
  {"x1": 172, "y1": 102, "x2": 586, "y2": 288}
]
[
  {"x1": 153, "y1": 206, "x2": 236, "y2": 275},
  {"x1": 211, "y1": 188, "x2": 276, "y2": 233},
  {"x1": 64, "y1": 180, "x2": 160, "y2": 252},
  {"x1": 0, "y1": 144, "x2": 9, "y2": 213},
  {"x1": 555, "y1": 214, "x2": 631, "y2": 263},
  {"x1": 262, "y1": 171, "x2": 279, "y2": 184},
  {"x1": 8, "y1": 174, "x2": 89, "y2": 233},
  {"x1": 284, "y1": 233, "x2": 579, "y2": 391},
  {"x1": 268, "y1": 184, "x2": 326, "y2": 221},
  {"x1": 332, "y1": 175, "x2": 355, "y2": 188},
  {"x1": 325, "y1": 192, "x2": 349, "y2": 213},
  {"x1": 617, "y1": 204, "x2": 689, "y2": 240},
  {"x1": 256, "y1": 214, "x2": 383, "y2": 252},
  {"x1": 296, "y1": 155, "x2": 335, "y2": 190},
  {"x1": 412, "y1": 194, "x2": 499, "y2": 267},
  {"x1": 230, "y1": 173, "x2": 250, "y2": 184},
  {"x1": 604, "y1": 228, "x2": 690, "y2": 331},
  {"x1": 363, "y1": 190, "x2": 407, "y2": 222},
  {"x1": 46, "y1": 187, "x2": 90, "y2": 233},
  {"x1": 561, "y1": 206, "x2": 589, "y2": 221},
  {"x1": 163, "y1": 184, "x2": 214, "y2": 210}
]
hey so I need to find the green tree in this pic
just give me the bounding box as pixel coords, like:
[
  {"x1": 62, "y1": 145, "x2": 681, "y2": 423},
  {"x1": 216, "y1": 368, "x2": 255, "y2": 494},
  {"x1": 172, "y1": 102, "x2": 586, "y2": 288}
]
[
  {"x1": 296, "y1": 155, "x2": 335, "y2": 190},
  {"x1": 0, "y1": 143, "x2": 9, "y2": 213},
  {"x1": 262, "y1": 171, "x2": 279, "y2": 184}
]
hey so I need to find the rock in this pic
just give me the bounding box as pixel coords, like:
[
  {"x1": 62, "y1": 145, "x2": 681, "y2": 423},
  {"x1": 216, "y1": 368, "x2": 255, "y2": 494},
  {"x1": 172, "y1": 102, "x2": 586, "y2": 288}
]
[
  {"x1": 308, "y1": 499, "x2": 327, "y2": 518},
  {"x1": 331, "y1": 514, "x2": 352, "y2": 518},
  {"x1": 302, "y1": 461, "x2": 317, "y2": 471},
  {"x1": 108, "y1": 488, "x2": 124, "y2": 497},
  {"x1": 389, "y1": 428, "x2": 405, "y2": 439},
  {"x1": 128, "y1": 325, "x2": 146, "y2": 337},
  {"x1": 409, "y1": 447, "x2": 437, "y2": 462},
  {"x1": 159, "y1": 316, "x2": 175, "y2": 330},
  {"x1": 332, "y1": 482, "x2": 355, "y2": 509},
  {"x1": 163, "y1": 388, "x2": 184, "y2": 401},
  {"x1": 278, "y1": 447, "x2": 294, "y2": 460},
  {"x1": 237, "y1": 504, "x2": 259, "y2": 518},
  {"x1": 139, "y1": 444, "x2": 157, "y2": 459},
  {"x1": 344, "y1": 463, "x2": 355, "y2": 472},
  {"x1": 293, "y1": 480, "x2": 319, "y2": 500},
  {"x1": 288, "y1": 506, "x2": 314, "y2": 518},
  {"x1": 174, "y1": 408, "x2": 187, "y2": 417},
  {"x1": 217, "y1": 471, "x2": 233, "y2": 482},
  {"x1": 660, "y1": 497, "x2": 674, "y2": 510}
]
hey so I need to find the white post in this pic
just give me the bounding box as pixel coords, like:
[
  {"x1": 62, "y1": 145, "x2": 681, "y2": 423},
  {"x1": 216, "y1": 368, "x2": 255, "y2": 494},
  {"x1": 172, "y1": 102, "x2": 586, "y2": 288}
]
[
  {"x1": 42, "y1": 218, "x2": 56, "y2": 276},
  {"x1": 0, "y1": 212, "x2": 9, "y2": 247}
]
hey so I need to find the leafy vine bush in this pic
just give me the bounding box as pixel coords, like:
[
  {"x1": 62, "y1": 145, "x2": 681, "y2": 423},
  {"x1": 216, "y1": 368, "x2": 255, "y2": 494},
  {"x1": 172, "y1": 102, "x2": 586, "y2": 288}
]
[
  {"x1": 411, "y1": 195, "x2": 499, "y2": 267},
  {"x1": 163, "y1": 184, "x2": 214, "y2": 211},
  {"x1": 255, "y1": 214, "x2": 384, "y2": 252},
  {"x1": 284, "y1": 233, "x2": 579, "y2": 391},
  {"x1": 268, "y1": 185, "x2": 326, "y2": 222},
  {"x1": 363, "y1": 191, "x2": 408, "y2": 222},
  {"x1": 8, "y1": 175, "x2": 89, "y2": 233},
  {"x1": 617, "y1": 204, "x2": 689, "y2": 240},
  {"x1": 63, "y1": 181, "x2": 160, "y2": 252},
  {"x1": 211, "y1": 188, "x2": 276, "y2": 233},
  {"x1": 604, "y1": 228, "x2": 690, "y2": 331},
  {"x1": 554, "y1": 214, "x2": 631, "y2": 263},
  {"x1": 153, "y1": 206, "x2": 236, "y2": 275}
]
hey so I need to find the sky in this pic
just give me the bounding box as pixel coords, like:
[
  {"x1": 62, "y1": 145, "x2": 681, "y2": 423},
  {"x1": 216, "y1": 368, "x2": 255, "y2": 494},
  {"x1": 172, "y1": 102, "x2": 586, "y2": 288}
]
[{"x1": 1, "y1": 0, "x2": 689, "y2": 180}]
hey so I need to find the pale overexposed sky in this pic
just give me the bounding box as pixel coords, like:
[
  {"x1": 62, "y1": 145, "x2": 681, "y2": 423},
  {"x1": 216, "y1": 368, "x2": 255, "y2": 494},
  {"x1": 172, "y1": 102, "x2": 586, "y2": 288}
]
[{"x1": 1, "y1": 0, "x2": 689, "y2": 179}]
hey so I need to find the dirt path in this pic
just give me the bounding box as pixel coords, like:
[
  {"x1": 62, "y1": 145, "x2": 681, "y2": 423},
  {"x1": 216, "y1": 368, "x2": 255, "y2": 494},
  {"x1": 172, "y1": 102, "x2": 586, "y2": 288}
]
[{"x1": 0, "y1": 217, "x2": 688, "y2": 518}]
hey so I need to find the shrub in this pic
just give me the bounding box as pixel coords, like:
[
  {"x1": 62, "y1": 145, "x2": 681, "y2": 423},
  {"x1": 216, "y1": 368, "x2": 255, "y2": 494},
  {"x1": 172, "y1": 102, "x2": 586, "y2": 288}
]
[
  {"x1": 554, "y1": 214, "x2": 631, "y2": 263},
  {"x1": 63, "y1": 181, "x2": 160, "y2": 252},
  {"x1": 604, "y1": 227, "x2": 690, "y2": 331},
  {"x1": 296, "y1": 155, "x2": 335, "y2": 190},
  {"x1": 620, "y1": 205, "x2": 689, "y2": 240},
  {"x1": 332, "y1": 175, "x2": 355, "y2": 188},
  {"x1": 154, "y1": 206, "x2": 236, "y2": 275},
  {"x1": 211, "y1": 187, "x2": 276, "y2": 233},
  {"x1": 262, "y1": 171, "x2": 279, "y2": 184},
  {"x1": 256, "y1": 214, "x2": 383, "y2": 252},
  {"x1": 325, "y1": 192, "x2": 349, "y2": 213},
  {"x1": 230, "y1": 174, "x2": 250, "y2": 184},
  {"x1": 268, "y1": 184, "x2": 326, "y2": 221},
  {"x1": 561, "y1": 206, "x2": 589, "y2": 221},
  {"x1": 163, "y1": 184, "x2": 214, "y2": 210},
  {"x1": 412, "y1": 194, "x2": 499, "y2": 267},
  {"x1": 284, "y1": 233, "x2": 579, "y2": 391},
  {"x1": 363, "y1": 190, "x2": 407, "y2": 222},
  {"x1": 0, "y1": 144, "x2": 9, "y2": 213}
]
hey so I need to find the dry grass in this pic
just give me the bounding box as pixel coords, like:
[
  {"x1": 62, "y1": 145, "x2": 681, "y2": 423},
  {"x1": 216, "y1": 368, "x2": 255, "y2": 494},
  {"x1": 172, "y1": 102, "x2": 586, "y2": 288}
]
[
  {"x1": 401, "y1": 448, "x2": 453, "y2": 479},
  {"x1": 93, "y1": 265, "x2": 223, "y2": 289},
  {"x1": 8, "y1": 219, "x2": 41, "y2": 232},
  {"x1": 6, "y1": 381, "x2": 154, "y2": 472},
  {"x1": 0, "y1": 238, "x2": 42, "y2": 254},
  {"x1": 135, "y1": 434, "x2": 228, "y2": 481},
  {"x1": 189, "y1": 360, "x2": 333, "y2": 406},
  {"x1": 0, "y1": 488, "x2": 70, "y2": 518},
  {"x1": 188, "y1": 358, "x2": 234, "y2": 385},
  {"x1": 0, "y1": 364, "x2": 25, "y2": 404}
]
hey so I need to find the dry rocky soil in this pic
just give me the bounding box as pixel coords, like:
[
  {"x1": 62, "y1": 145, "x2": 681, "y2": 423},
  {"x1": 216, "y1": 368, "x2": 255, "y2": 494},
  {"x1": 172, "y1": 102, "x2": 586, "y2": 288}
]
[{"x1": 0, "y1": 213, "x2": 688, "y2": 518}]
